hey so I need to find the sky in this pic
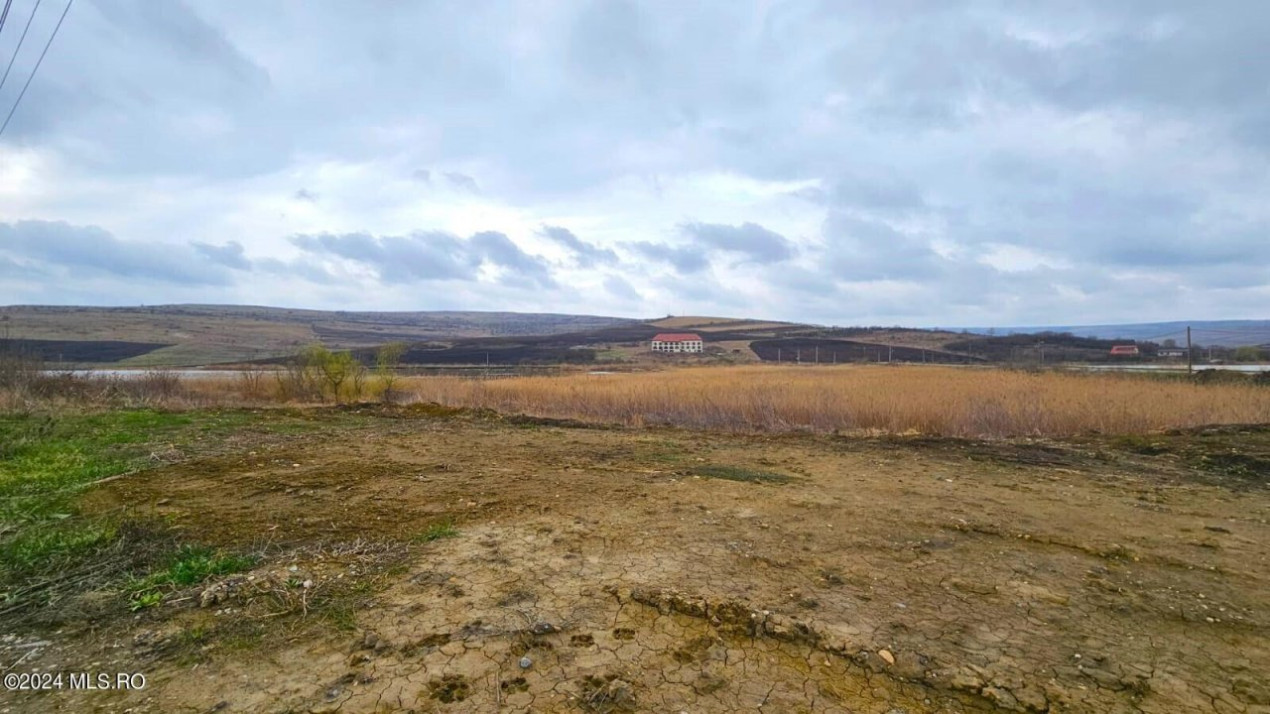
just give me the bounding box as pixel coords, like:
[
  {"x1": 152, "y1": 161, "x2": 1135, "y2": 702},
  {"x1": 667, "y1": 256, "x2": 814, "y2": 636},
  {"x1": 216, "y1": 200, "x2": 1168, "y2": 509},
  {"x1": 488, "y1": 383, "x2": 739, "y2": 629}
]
[{"x1": 0, "y1": 0, "x2": 1268, "y2": 327}]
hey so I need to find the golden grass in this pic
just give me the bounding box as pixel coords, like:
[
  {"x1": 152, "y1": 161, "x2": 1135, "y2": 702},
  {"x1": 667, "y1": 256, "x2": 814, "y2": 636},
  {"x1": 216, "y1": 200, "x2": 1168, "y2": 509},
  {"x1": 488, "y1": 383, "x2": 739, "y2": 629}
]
[{"x1": 402, "y1": 365, "x2": 1270, "y2": 438}]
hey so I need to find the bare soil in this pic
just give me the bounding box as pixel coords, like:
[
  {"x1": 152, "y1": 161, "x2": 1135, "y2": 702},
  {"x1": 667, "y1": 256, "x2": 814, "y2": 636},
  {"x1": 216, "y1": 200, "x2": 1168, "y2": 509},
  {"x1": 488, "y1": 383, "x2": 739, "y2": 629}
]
[{"x1": 3, "y1": 410, "x2": 1268, "y2": 713}]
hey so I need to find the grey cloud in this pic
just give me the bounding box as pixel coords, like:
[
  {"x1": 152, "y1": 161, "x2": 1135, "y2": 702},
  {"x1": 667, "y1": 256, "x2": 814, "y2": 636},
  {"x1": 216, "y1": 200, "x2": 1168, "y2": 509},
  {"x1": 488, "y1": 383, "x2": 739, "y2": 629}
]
[
  {"x1": 293, "y1": 189, "x2": 318, "y2": 202},
  {"x1": 603, "y1": 275, "x2": 642, "y2": 302},
  {"x1": 0, "y1": 220, "x2": 233, "y2": 285},
  {"x1": 823, "y1": 214, "x2": 948, "y2": 282},
  {"x1": 255, "y1": 257, "x2": 337, "y2": 285},
  {"x1": 290, "y1": 232, "x2": 480, "y2": 283},
  {"x1": 680, "y1": 221, "x2": 796, "y2": 262},
  {"x1": 444, "y1": 172, "x2": 480, "y2": 193},
  {"x1": 469, "y1": 231, "x2": 555, "y2": 288},
  {"x1": 540, "y1": 226, "x2": 618, "y2": 267},
  {"x1": 193, "y1": 241, "x2": 251, "y2": 270},
  {"x1": 629, "y1": 242, "x2": 710, "y2": 274},
  {"x1": 290, "y1": 230, "x2": 555, "y2": 288},
  {"x1": 828, "y1": 176, "x2": 927, "y2": 216}
]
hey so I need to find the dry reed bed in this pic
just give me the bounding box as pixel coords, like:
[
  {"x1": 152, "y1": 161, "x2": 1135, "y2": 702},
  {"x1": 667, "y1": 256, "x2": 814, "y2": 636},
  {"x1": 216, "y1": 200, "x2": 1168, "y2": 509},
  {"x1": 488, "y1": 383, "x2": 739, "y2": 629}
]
[{"x1": 403, "y1": 365, "x2": 1270, "y2": 438}]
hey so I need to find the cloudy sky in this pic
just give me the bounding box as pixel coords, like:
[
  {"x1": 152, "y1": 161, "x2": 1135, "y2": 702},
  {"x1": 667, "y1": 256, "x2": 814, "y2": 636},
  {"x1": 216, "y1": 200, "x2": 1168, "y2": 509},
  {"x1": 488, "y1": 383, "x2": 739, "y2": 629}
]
[{"x1": 0, "y1": 1, "x2": 1267, "y2": 326}]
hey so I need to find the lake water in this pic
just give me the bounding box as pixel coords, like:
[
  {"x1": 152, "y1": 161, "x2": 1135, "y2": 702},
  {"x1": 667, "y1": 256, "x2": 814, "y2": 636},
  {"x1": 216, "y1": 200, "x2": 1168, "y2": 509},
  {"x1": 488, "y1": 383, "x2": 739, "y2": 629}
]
[
  {"x1": 1073, "y1": 364, "x2": 1270, "y2": 373},
  {"x1": 42, "y1": 369, "x2": 244, "y2": 379}
]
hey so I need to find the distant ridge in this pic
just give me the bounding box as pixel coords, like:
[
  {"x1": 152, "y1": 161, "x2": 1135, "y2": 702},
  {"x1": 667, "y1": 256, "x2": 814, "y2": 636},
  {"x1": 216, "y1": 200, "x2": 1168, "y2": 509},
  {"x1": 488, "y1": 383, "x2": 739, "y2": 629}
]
[{"x1": 955, "y1": 320, "x2": 1270, "y2": 347}]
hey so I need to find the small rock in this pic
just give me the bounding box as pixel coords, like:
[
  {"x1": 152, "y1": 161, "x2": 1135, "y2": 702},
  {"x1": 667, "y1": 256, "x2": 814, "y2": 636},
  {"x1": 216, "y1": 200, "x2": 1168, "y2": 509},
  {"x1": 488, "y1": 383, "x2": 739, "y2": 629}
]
[
  {"x1": 199, "y1": 583, "x2": 227, "y2": 608},
  {"x1": 518, "y1": 656, "x2": 532, "y2": 669},
  {"x1": 361, "y1": 633, "x2": 379, "y2": 650},
  {"x1": 302, "y1": 579, "x2": 313, "y2": 589},
  {"x1": 878, "y1": 649, "x2": 895, "y2": 665}
]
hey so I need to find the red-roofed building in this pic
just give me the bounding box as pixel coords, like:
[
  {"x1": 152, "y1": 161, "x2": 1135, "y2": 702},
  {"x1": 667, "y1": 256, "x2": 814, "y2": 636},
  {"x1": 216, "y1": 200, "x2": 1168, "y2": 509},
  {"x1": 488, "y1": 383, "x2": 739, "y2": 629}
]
[
  {"x1": 651, "y1": 333, "x2": 704, "y2": 353},
  {"x1": 1109, "y1": 345, "x2": 1140, "y2": 356}
]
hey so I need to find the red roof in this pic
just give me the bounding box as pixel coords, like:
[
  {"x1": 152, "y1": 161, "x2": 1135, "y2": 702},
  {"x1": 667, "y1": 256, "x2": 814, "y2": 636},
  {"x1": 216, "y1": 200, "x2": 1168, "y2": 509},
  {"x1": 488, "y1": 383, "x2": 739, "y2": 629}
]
[
  {"x1": 652, "y1": 333, "x2": 703, "y2": 342},
  {"x1": 1109, "y1": 345, "x2": 1140, "y2": 355}
]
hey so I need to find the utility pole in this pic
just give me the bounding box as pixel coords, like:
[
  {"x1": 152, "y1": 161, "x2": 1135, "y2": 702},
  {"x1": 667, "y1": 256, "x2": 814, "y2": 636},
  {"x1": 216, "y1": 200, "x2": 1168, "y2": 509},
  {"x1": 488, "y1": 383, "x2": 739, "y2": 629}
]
[
  {"x1": 888, "y1": 345, "x2": 893, "y2": 363},
  {"x1": 814, "y1": 345, "x2": 819, "y2": 364},
  {"x1": 777, "y1": 347, "x2": 781, "y2": 363},
  {"x1": 1186, "y1": 326, "x2": 1193, "y2": 375}
]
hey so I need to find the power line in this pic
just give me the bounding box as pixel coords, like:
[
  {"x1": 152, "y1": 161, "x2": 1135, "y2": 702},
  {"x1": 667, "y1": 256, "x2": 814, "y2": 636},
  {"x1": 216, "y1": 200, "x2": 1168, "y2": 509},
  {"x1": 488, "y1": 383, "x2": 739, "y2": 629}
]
[
  {"x1": 0, "y1": 0, "x2": 14, "y2": 37},
  {"x1": 0, "y1": 0, "x2": 43, "y2": 95},
  {"x1": 0, "y1": 0, "x2": 70, "y2": 139}
]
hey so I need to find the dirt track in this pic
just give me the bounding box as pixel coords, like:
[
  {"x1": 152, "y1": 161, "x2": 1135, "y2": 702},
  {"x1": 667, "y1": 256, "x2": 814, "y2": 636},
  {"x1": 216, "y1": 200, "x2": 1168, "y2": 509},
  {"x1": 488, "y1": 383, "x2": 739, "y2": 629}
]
[{"x1": 5, "y1": 412, "x2": 1269, "y2": 712}]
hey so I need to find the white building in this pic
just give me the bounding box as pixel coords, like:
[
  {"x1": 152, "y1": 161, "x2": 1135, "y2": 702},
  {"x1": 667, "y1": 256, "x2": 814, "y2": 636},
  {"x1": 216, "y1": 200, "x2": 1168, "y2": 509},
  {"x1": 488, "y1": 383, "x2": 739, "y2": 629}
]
[{"x1": 651, "y1": 333, "x2": 704, "y2": 353}]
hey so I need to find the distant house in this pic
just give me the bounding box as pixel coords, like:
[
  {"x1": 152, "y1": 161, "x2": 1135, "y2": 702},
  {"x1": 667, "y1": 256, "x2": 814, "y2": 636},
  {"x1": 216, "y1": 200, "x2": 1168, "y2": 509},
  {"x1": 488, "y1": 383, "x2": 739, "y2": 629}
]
[
  {"x1": 1109, "y1": 345, "x2": 1140, "y2": 356},
  {"x1": 1158, "y1": 348, "x2": 1186, "y2": 358},
  {"x1": 651, "y1": 333, "x2": 704, "y2": 354}
]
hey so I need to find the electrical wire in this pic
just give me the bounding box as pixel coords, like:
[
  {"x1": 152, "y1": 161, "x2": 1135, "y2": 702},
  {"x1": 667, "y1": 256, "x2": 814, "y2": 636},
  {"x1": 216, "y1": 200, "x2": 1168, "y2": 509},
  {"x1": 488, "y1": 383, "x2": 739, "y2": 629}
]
[
  {"x1": 0, "y1": 0, "x2": 14, "y2": 37},
  {"x1": 0, "y1": 0, "x2": 42, "y2": 95},
  {"x1": 0, "y1": 0, "x2": 71, "y2": 139}
]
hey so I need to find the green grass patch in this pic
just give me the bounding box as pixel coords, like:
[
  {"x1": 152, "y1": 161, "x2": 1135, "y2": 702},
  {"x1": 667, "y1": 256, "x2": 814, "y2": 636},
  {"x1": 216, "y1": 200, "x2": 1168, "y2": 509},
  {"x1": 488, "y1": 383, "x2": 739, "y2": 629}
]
[
  {"x1": 130, "y1": 544, "x2": 257, "y2": 594},
  {"x1": 690, "y1": 464, "x2": 791, "y2": 484},
  {"x1": 414, "y1": 520, "x2": 459, "y2": 543},
  {"x1": 1110, "y1": 434, "x2": 1173, "y2": 456},
  {"x1": 0, "y1": 409, "x2": 270, "y2": 582},
  {"x1": 0, "y1": 522, "x2": 118, "y2": 576}
]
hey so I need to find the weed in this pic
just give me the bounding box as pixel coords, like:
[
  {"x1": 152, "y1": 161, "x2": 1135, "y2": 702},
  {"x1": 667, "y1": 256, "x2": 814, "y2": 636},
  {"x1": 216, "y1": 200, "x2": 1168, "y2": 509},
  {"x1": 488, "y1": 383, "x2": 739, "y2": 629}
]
[
  {"x1": 319, "y1": 600, "x2": 359, "y2": 631},
  {"x1": 178, "y1": 624, "x2": 209, "y2": 645},
  {"x1": 415, "y1": 520, "x2": 459, "y2": 543},
  {"x1": 130, "y1": 545, "x2": 257, "y2": 595},
  {"x1": 129, "y1": 591, "x2": 163, "y2": 611}
]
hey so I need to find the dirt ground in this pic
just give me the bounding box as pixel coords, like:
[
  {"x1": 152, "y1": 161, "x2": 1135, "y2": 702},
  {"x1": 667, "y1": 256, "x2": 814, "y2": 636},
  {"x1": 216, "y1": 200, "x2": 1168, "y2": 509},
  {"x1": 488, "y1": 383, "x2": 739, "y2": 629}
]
[{"x1": 3, "y1": 410, "x2": 1268, "y2": 713}]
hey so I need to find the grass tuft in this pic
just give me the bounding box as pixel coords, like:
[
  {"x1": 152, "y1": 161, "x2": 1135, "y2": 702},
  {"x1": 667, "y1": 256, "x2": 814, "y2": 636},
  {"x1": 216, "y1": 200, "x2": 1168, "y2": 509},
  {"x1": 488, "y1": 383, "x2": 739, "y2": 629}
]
[
  {"x1": 414, "y1": 520, "x2": 459, "y2": 543},
  {"x1": 130, "y1": 545, "x2": 257, "y2": 594}
]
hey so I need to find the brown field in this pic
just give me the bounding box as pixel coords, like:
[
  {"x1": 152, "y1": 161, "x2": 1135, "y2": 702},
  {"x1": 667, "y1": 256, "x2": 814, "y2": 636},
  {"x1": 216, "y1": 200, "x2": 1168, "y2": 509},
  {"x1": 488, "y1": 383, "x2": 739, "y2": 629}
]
[
  {"x1": 406, "y1": 365, "x2": 1270, "y2": 438},
  {"x1": 3, "y1": 405, "x2": 1268, "y2": 713}
]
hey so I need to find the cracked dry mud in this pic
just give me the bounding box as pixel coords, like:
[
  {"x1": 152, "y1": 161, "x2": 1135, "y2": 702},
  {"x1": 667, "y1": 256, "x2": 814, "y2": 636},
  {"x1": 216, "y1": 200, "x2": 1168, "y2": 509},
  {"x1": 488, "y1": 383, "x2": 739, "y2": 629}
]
[{"x1": 5, "y1": 416, "x2": 1270, "y2": 713}]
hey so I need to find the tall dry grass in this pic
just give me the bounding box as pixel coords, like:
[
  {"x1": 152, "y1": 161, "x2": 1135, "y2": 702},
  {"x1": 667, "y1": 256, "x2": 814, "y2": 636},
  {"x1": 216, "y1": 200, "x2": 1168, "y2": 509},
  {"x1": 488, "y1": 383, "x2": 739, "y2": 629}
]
[{"x1": 402, "y1": 365, "x2": 1270, "y2": 438}]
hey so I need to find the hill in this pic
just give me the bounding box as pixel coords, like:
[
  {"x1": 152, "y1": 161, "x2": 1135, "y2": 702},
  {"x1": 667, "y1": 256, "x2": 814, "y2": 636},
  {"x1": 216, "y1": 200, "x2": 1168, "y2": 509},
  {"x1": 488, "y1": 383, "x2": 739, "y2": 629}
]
[
  {"x1": 4, "y1": 304, "x2": 1260, "y2": 367},
  {"x1": 0, "y1": 305, "x2": 639, "y2": 367}
]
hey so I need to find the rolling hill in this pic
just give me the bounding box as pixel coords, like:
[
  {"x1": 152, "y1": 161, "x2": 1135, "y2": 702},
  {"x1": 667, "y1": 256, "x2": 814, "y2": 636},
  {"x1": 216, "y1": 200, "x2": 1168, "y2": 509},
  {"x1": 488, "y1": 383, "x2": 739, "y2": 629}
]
[{"x1": 3, "y1": 304, "x2": 1261, "y2": 367}]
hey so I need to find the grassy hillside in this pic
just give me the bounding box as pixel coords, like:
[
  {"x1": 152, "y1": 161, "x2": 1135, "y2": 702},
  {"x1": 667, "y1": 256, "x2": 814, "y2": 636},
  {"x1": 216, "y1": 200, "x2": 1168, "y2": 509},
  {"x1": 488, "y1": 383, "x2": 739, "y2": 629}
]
[{"x1": 0, "y1": 305, "x2": 639, "y2": 367}]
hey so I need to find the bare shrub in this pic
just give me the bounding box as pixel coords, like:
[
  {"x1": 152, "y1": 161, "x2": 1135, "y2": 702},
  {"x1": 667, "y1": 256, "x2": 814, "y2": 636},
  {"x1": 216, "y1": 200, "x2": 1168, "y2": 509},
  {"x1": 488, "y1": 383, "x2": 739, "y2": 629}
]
[
  {"x1": 132, "y1": 369, "x2": 184, "y2": 404},
  {"x1": 275, "y1": 352, "x2": 323, "y2": 402},
  {"x1": 238, "y1": 363, "x2": 268, "y2": 399}
]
